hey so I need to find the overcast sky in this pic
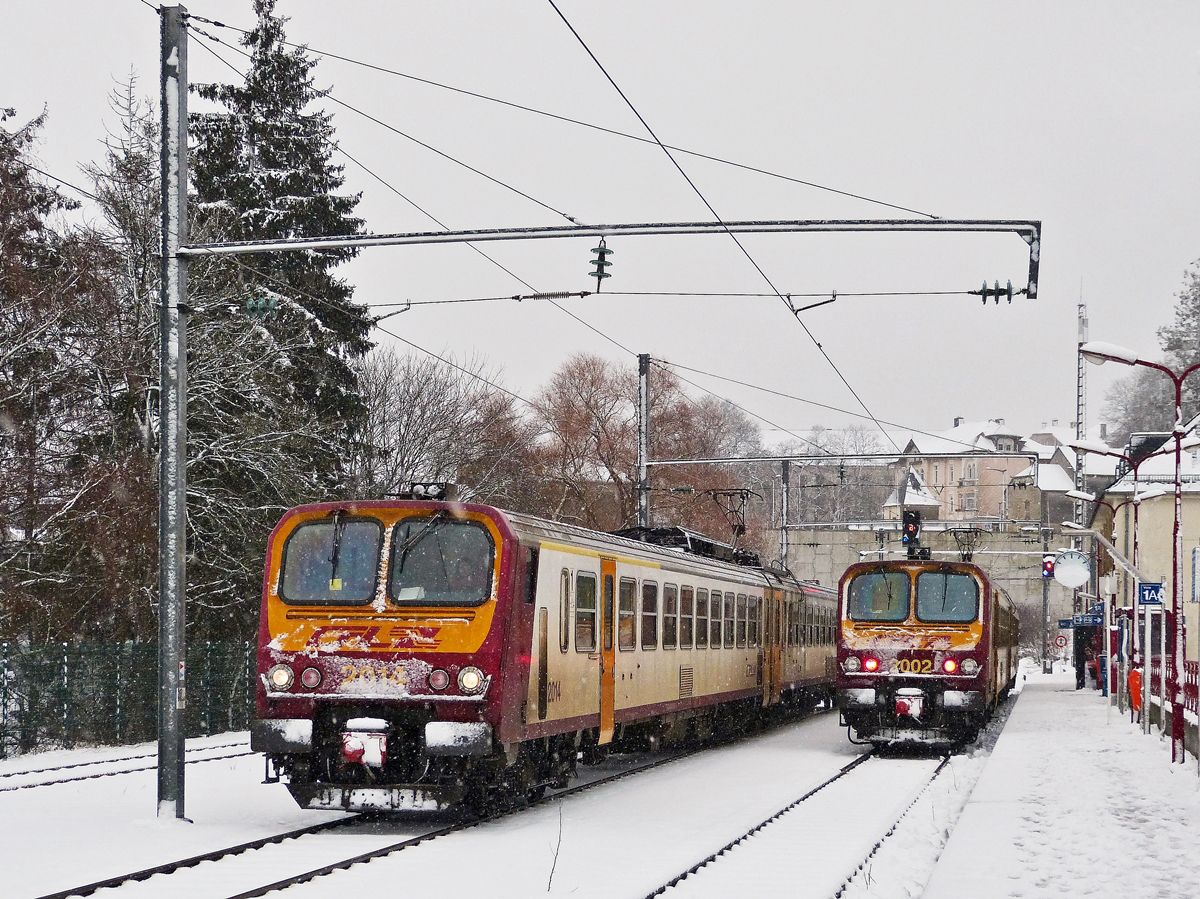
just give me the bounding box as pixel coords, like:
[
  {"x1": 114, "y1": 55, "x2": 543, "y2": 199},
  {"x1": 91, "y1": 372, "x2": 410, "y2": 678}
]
[{"x1": 5, "y1": 2, "x2": 1200, "y2": 449}]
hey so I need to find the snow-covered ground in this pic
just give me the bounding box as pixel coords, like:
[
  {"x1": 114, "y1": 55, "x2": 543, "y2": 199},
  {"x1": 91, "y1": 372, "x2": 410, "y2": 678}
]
[{"x1": 4, "y1": 666, "x2": 1198, "y2": 899}]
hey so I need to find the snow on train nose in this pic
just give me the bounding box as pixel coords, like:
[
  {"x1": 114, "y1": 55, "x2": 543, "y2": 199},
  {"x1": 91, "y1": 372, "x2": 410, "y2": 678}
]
[
  {"x1": 342, "y1": 717, "x2": 389, "y2": 767},
  {"x1": 894, "y1": 688, "x2": 924, "y2": 720}
]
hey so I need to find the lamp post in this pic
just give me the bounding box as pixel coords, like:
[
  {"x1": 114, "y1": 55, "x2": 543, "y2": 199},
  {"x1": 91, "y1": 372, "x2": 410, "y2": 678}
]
[{"x1": 1080, "y1": 340, "x2": 1200, "y2": 763}]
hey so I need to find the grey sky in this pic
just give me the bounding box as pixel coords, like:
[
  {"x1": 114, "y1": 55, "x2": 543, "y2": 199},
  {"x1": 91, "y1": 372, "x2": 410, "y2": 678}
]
[{"x1": 5, "y1": 2, "x2": 1200, "y2": 445}]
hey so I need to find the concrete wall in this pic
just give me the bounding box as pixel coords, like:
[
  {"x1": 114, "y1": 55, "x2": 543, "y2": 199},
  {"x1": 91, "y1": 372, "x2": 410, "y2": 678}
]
[{"x1": 779, "y1": 522, "x2": 1079, "y2": 660}]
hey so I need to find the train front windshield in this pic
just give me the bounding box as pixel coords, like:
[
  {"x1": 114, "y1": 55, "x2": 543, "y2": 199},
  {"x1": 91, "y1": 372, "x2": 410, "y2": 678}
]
[
  {"x1": 279, "y1": 516, "x2": 382, "y2": 604},
  {"x1": 847, "y1": 571, "x2": 910, "y2": 622},
  {"x1": 389, "y1": 515, "x2": 495, "y2": 606},
  {"x1": 915, "y1": 572, "x2": 978, "y2": 623}
]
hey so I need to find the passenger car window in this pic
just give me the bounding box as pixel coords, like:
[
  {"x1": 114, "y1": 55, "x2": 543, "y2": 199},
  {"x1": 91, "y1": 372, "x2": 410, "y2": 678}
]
[
  {"x1": 847, "y1": 571, "x2": 910, "y2": 622},
  {"x1": 281, "y1": 516, "x2": 382, "y2": 605},
  {"x1": 916, "y1": 572, "x2": 979, "y2": 623},
  {"x1": 642, "y1": 582, "x2": 659, "y2": 649},
  {"x1": 663, "y1": 585, "x2": 678, "y2": 649},
  {"x1": 723, "y1": 593, "x2": 735, "y2": 648},
  {"x1": 695, "y1": 589, "x2": 709, "y2": 649},
  {"x1": 736, "y1": 594, "x2": 747, "y2": 648},
  {"x1": 576, "y1": 572, "x2": 597, "y2": 652},
  {"x1": 680, "y1": 586, "x2": 694, "y2": 649},
  {"x1": 618, "y1": 577, "x2": 637, "y2": 650}
]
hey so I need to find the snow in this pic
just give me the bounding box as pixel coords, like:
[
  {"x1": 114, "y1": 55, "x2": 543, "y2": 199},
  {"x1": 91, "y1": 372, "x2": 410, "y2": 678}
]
[{"x1": 4, "y1": 669, "x2": 1199, "y2": 899}]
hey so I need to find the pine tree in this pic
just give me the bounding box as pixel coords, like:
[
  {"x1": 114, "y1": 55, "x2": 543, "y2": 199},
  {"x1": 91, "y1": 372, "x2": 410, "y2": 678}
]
[{"x1": 190, "y1": 0, "x2": 372, "y2": 472}]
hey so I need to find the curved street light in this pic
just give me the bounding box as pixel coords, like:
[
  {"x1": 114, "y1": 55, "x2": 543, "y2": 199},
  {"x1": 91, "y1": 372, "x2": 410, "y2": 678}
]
[{"x1": 1079, "y1": 340, "x2": 1200, "y2": 763}]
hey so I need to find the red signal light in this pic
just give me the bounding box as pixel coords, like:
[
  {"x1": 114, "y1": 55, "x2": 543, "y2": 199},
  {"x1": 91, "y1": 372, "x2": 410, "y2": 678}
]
[
  {"x1": 863, "y1": 657, "x2": 880, "y2": 672},
  {"x1": 942, "y1": 658, "x2": 958, "y2": 674}
]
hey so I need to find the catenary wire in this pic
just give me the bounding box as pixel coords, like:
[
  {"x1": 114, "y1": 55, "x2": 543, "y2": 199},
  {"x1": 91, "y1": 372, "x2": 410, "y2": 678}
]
[
  {"x1": 182, "y1": 11, "x2": 936, "y2": 219},
  {"x1": 185, "y1": 16, "x2": 937, "y2": 460},
  {"x1": 546, "y1": 0, "x2": 901, "y2": 453},
  {"x1": 187, "y1": 24, "x2": 582, "y2": 226}
]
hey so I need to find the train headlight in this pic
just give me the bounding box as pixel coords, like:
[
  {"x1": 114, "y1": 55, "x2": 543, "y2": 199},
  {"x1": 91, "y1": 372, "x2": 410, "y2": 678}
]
[
  {"x1": 300, "y1": 667, "x2": 322, "y2": 689},
  {"x1": 862, "y1": 656, "x2": 880, "y2": 673},
  {"x1": 267, "y1": 664, "x2": 295, "y2": 691},
  {"x1": 429, "y1": 668, "x2": 450, "y2": 691},
  {"x1": 843, "y1": 656, "x2": 862, "y2": 673},
  {"x1": 942, "y1": 658, "x2": 959, "y2": 674},
  {"x1": 457, "y1": 666, "x2": 486, "y2": 694},
  {"x1": 960, "y1": 658, "x2": 980, "y2": 676}
]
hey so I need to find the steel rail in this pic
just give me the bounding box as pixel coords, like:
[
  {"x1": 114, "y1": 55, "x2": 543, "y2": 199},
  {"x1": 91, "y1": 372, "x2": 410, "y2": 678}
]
[{"x1": 3, "y1": 749, "x2": 255, "y2": 794}]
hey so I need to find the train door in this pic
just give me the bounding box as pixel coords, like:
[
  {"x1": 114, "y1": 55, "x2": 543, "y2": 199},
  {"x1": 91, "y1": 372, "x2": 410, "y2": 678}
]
[
  {"x1": 599, "y1": 558, "x2": 616, "y2": 745},
  {"x1": 761, "y1": 593, "x2": 778, "y2": 706}
]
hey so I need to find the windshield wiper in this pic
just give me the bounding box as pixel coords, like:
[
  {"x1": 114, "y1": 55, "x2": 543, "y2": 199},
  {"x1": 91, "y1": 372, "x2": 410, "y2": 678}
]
[
  {"x1": 395, "y1": 512, "x2": 446, "y2": 568},
  {"x1": 328, "y1": 510, "x2": 346, "y2": 584}
]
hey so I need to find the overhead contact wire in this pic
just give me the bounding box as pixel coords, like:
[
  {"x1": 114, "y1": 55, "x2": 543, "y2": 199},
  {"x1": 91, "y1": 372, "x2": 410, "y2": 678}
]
[{"x1": 545, "y1": 0, "x2": 901, "y2": 454}]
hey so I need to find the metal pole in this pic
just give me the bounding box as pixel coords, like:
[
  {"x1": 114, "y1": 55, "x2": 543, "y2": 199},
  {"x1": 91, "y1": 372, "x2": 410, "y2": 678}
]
[
  {"x1": 637, "y1": 353, "x2": 649, "y2": 529},
  {"x1": 780, "y1": 460, "x2": 790, "y2": 568},
  {"x1": 1170, "y1": 414, "x2": 1186, "y2": 761},
  {"x1": 158, "y1": 4, "x2": 189, "y2": 819},
  {"x1": 1042, "y1": 491, "x2": 1052, "y2": 674}
]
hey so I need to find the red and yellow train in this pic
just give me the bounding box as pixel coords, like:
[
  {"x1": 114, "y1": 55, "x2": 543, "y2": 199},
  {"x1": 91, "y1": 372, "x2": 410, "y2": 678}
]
[
  {"x1": 835, "y1": 558, "x2": 1018, "y2": 747},
  {"x1": 251, "y1": 496, "x2": 837, "y2": 811}
]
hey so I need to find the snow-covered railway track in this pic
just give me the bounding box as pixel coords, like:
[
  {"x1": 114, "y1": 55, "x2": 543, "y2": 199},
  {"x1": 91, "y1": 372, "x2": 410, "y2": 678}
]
[
  {"x1": 33, "y1": 740, "x2": 710, "y2": 899},
  {"x1": 2, "y1": 742, "x2": 255, "y2": 792},
  {"x1": 649, "y1": 752, "x2": 948, "y2": 899}
]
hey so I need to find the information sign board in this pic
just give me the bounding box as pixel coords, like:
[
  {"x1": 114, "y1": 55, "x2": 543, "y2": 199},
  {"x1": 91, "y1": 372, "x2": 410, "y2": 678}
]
[
  {"x1": 1072, "y1": 613, "x2": 1103, "y2": 627},
  {"x1": 1138, "y1": 582, "x2": 1164, "y2": 605},
  {"x1": 1058, "y1": 618, "x2": 1074, "y2": 629}
]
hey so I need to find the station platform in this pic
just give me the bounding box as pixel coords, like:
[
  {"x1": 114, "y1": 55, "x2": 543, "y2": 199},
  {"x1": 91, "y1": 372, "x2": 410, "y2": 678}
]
[{"x1": 923, "y1": 670, "x2": 1200, "y2": 898}]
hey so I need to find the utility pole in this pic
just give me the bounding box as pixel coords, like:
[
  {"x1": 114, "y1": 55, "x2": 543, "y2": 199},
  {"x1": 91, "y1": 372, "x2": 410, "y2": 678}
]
[
  {"x1": 780, "y1": 460, "x2": 790, "y2": 568},
  {"x1": 638, "y1": 354, "x2": 650, "y2": 528},
  {"x1": 158, "y1": 4, "x2": 189, "y2": 820}
]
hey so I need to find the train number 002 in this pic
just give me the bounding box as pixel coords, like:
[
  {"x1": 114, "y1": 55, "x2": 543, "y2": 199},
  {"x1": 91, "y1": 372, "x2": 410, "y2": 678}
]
[{"x1": 892, "y1": 658, "x2": 933, "y2": 674}]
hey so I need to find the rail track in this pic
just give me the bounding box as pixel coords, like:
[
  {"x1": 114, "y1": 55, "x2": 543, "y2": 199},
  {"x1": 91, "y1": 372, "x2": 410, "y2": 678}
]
[
  {"x1": 37, "y1": 708, "x2": 836, "y2": 899},
  {"x1": 1, "y1": 741, "x2": 255, "y2": 792}
]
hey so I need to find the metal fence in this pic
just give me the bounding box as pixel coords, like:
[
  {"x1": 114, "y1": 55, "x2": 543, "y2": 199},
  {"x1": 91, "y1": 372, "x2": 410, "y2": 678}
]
[{"x1": 0, "y1": 641, "x2": 255, "y2": 758}]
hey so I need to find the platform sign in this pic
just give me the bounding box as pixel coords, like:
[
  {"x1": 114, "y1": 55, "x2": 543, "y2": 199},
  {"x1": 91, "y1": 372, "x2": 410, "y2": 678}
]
[
  {"x1": 1138, "y1": 582, "x2": 1164, "y2": 605},
  {"x1": 1089, "y1": 601, "x2": 1104, "y2": 616},
  {"x1": 1072, "y1": 613, "x2": 1103, "y2": 627}
]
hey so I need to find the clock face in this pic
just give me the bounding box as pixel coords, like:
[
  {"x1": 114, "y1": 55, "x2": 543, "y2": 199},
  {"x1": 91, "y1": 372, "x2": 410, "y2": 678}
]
[{"x1": 1053, "y1": 550, "x2": 1091, "y2": 588}]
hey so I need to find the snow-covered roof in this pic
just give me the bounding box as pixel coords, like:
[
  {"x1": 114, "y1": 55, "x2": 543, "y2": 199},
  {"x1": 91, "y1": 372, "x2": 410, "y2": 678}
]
[
  {"x1": 901, "y1": 419, "x2": 1031, "y2": 456},
  {"x1": 883, "y1": 467, "x2": 941, "y2": 509}
]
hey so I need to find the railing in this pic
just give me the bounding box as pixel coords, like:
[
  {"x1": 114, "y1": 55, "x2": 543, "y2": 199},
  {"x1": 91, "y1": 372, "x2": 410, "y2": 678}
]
[
  {"x1": 0, "y1": 641, "x2": 255, "y2": 758},
  {"x1": 1146, "y1": 658, "x2": 1200, "y2": 715}
]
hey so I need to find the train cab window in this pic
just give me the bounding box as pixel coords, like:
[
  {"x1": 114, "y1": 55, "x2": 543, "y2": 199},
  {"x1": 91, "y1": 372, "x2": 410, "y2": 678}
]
[
  {"x1": 575, "y1": 572, "x2": 597, "y2": 652},
  {"x1": 916, "y1": 572, "x2": 979, "y2": 623},
  {"x1": 642, "y1": 582, "x2": 659, "y2": 649},
  {"x1": 680, "y1": 586, "x2": 695, "y2": 649},
  {"x1": 663, "y1": 585, "x2": 679, "y2": 649},
  {"x1": 724, "y1": 594, "x2": 736, "y2": 648},
  {"x1": 847, "y1": 571, "x2": 910, "y2": 622},
  {"x1": 559, "y1": 569, "x2": 570, "y2": 652},
  {"x1": 280, "y1": 515, "x2": 382, "y2": 605},
  {"x1": 695, "y1": 589, "x2": 709, "y2": 649},
  {"x1": 618, "y1": 577, "x2": 637, "y2": 651},
  {"x1": 389, "y1": 516, "x2": 495, "y2": 607}
]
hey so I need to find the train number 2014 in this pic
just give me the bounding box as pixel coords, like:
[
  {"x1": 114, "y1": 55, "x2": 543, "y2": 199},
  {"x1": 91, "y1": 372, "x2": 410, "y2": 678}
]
[
  {"x1": 340, "y1": 663, "x2": 407, "y2": 686},
  {"x1": 891, "y1": 658, "x2": 933, "y2": 675}
]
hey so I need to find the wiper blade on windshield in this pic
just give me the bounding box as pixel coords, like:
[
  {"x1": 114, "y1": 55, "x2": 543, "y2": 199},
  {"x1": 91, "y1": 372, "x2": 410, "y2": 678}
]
[{"x1": 395, "y1": 511, "x2": 446, "y2": 566}]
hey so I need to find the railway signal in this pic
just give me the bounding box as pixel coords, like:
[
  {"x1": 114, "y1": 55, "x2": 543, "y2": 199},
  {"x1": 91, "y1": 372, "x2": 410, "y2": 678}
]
[
  {"x1": 1042, "y1": 554, "x2": 1055, "y2": 578},
  {"x1": 902, "y1": 510, "x2": 922, "y2": 559},
  {"x1": 590, "y1": 238, "x2": 613, "y2": 292}
]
